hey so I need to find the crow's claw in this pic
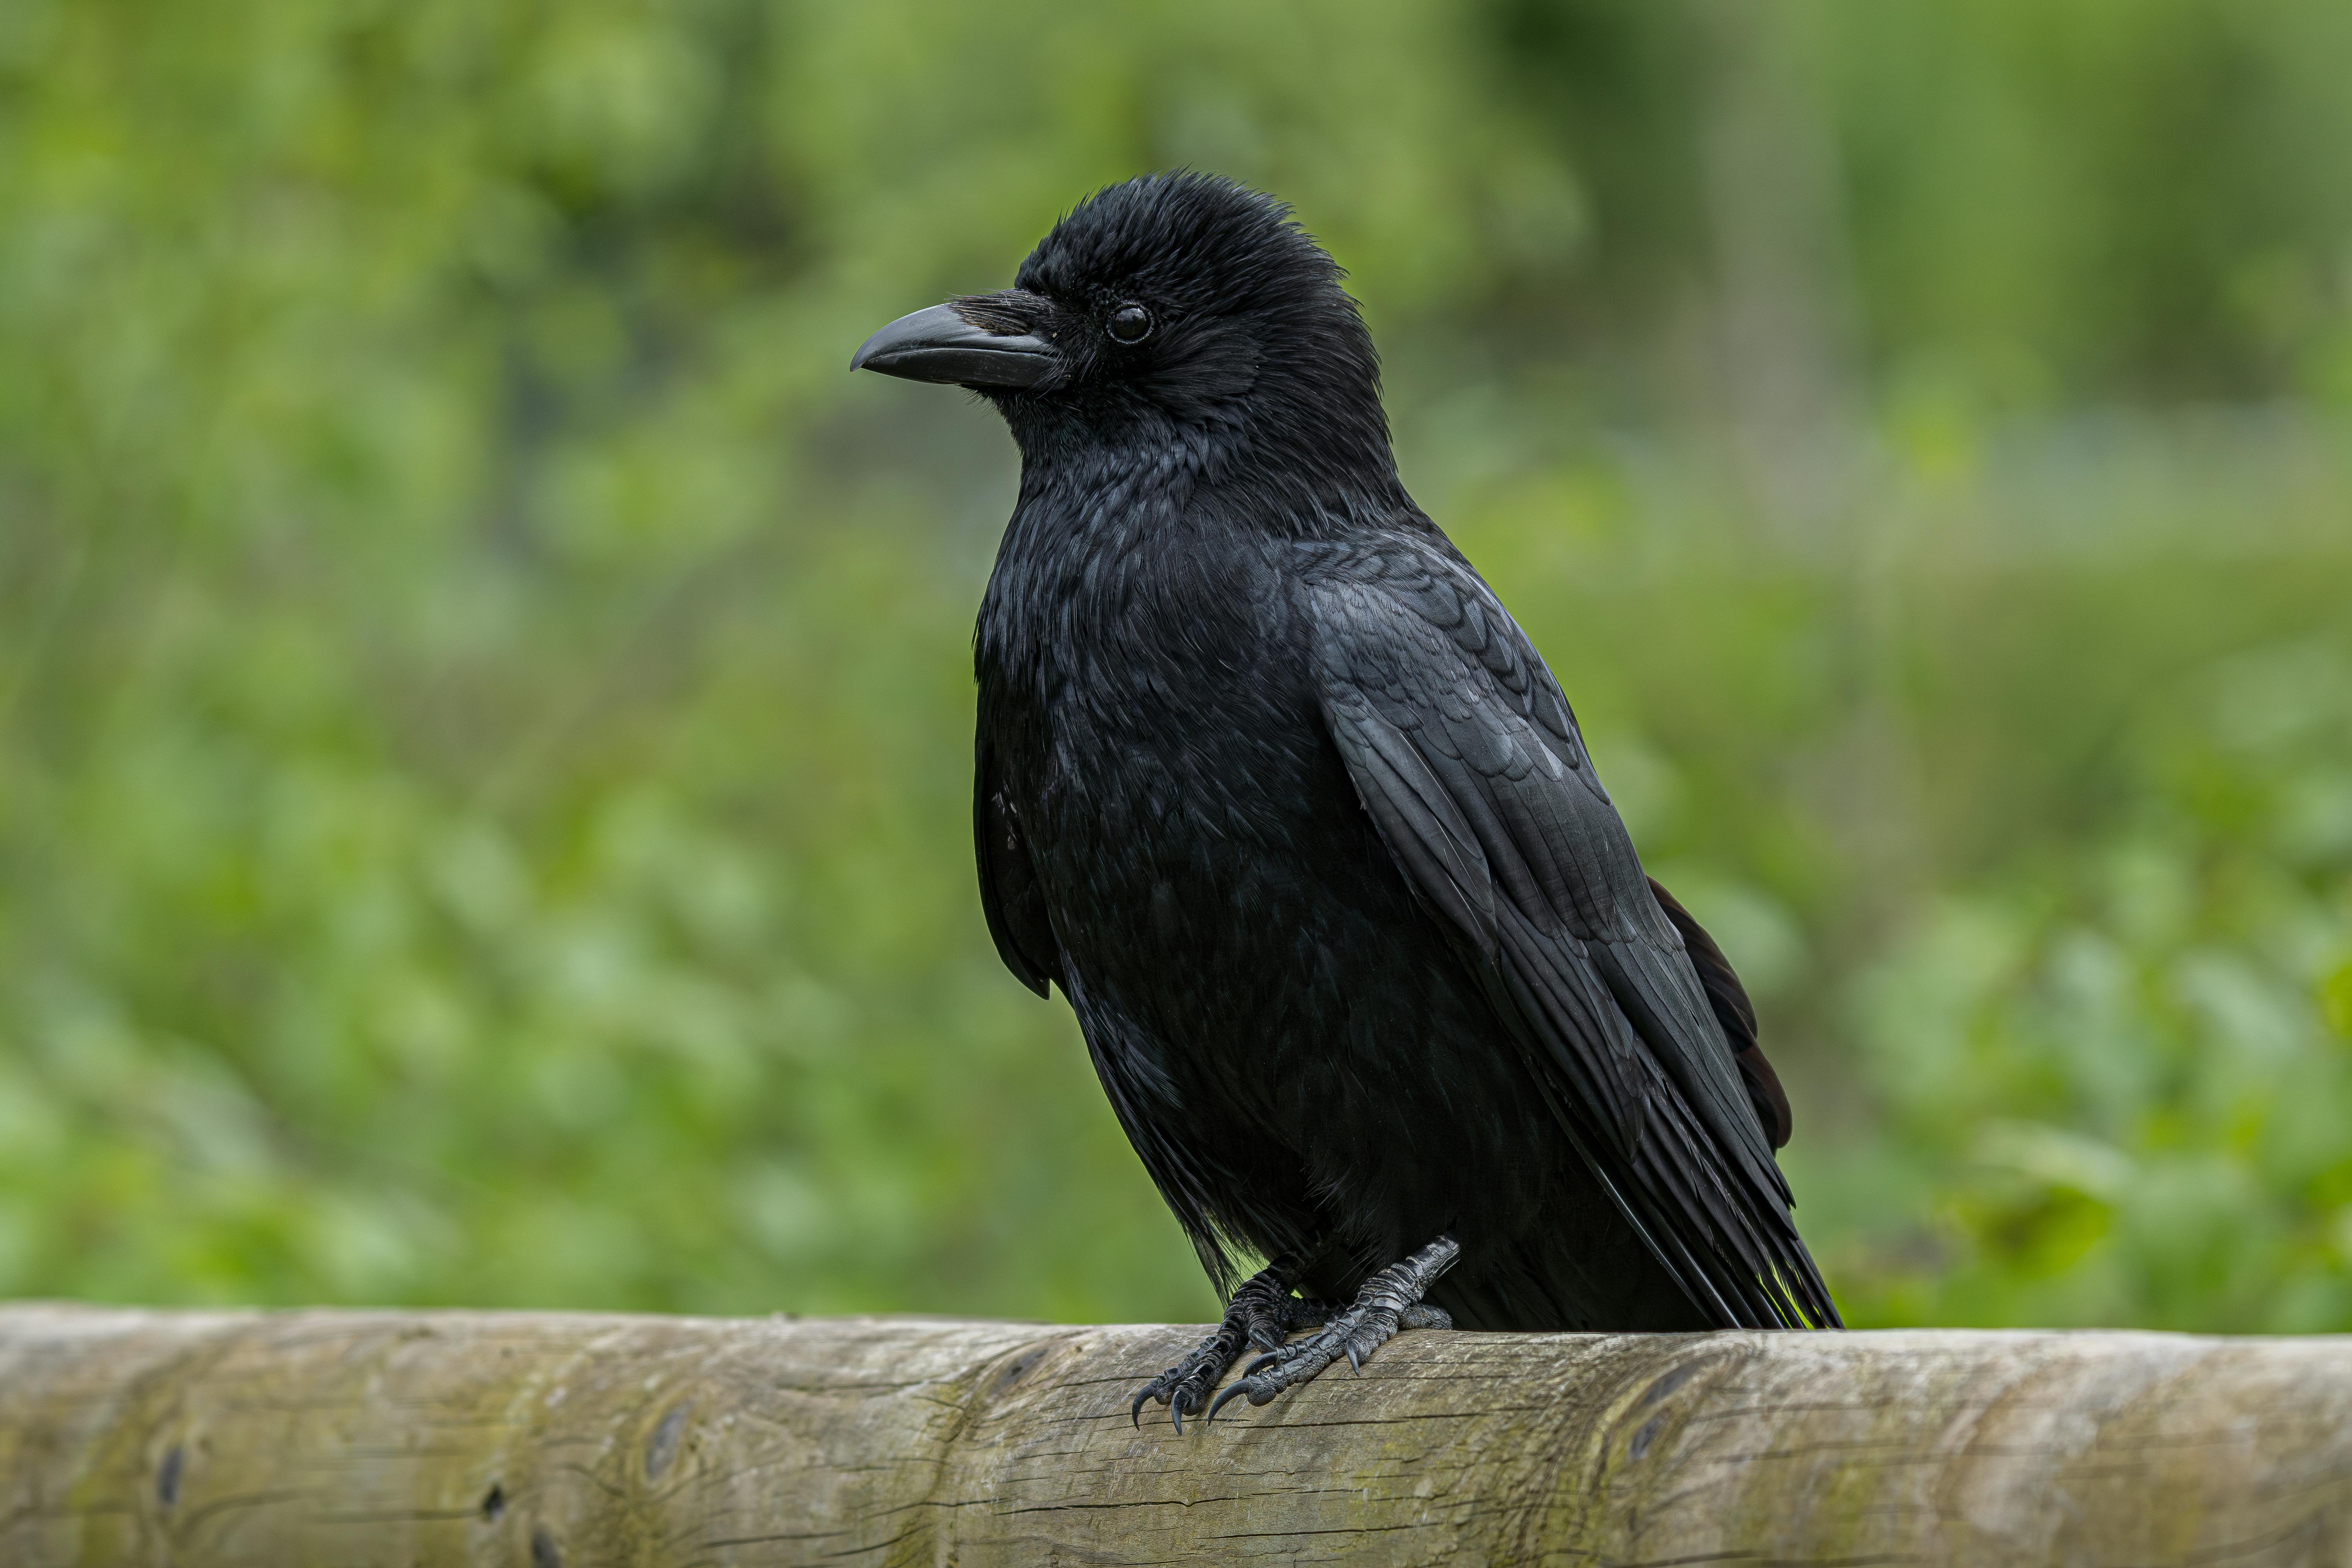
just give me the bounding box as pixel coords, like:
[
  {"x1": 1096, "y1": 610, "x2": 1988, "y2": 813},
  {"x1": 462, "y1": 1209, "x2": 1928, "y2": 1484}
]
[
  {"x1": 1205, "y1": 1375, "x2": 1276, "y2": 1425},
  {"x1": 1196, "y1": 1235, "x2": 1459, "y2": 1425},
  {"x1": 1131, "y1": 1347, "x2": 1223, "y2": 1432},
  {"x1": 1126, "y1": 1253, "x2": 1332, "y2": 1435}
]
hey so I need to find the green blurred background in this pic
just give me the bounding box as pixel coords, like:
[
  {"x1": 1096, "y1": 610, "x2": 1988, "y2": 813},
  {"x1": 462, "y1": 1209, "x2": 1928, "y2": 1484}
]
[{"x1": 4, "y1": 0, "x2": 2350, "y2": 1331}]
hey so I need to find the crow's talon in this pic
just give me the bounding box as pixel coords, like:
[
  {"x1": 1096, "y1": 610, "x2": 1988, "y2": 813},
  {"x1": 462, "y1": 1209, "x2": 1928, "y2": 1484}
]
[
  {"x1": 1126, "y1": 1252, "x2": 1330, "y2": 1435},
  {"x1": 1131, "y1": 1347, "x2": 1225, "y2": 1432},
  {"x1": 1205, "y1": 1376, "x2": 1275, "y2": 1425},
  {"x1": 1198, "y1": 1235, "x2": 1461, "y2": 1425}
]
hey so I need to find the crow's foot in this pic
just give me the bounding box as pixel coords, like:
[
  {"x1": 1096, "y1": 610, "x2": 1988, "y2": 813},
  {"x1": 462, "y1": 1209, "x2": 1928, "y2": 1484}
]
[
  {"x1": 1130, "y1": 1255, "x2": 1336, "y2": 1433},
  {"x1": 1206, "y1": 1235, "x2": 1459, "y2": 1425}
]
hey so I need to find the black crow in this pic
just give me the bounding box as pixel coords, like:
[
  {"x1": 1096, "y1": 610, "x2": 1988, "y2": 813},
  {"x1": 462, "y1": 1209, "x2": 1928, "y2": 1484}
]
[{"x1": 852, "y1": 173, "x2": 1837, "y2": 1430}]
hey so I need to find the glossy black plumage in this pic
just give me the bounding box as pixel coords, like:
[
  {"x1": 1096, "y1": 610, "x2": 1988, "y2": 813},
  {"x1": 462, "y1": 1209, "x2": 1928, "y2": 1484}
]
[{"x1": 867, "y1": 173, "x2": 1836, "y2": 1339}]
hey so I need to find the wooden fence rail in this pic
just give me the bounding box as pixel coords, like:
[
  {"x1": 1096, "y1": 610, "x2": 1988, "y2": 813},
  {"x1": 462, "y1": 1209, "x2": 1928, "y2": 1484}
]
[{"x1": 2, "y1": 1303, "x2": 2348, "y2": 1565}]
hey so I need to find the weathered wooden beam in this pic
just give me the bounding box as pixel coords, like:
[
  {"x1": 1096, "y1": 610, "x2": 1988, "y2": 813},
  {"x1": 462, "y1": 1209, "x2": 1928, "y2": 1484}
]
[{"x1": 3, "y1": 1305, "x2": 2348, "y2": 1565}]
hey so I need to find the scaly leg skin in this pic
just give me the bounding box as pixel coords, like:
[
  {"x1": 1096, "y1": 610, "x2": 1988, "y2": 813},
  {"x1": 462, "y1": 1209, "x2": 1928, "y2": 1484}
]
[
  {"x1": 1130, "y1": 1255, "x2": 1337, "y2": 1433},
  {"x1": 1206, "y1": 1235, "x2": 1460, "y2": 1426}
]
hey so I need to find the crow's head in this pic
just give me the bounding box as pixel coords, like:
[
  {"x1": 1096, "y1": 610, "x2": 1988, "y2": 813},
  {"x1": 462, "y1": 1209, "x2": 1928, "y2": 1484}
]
[{"x1": 852, "y1": 174, "x2": 1390, "y2": 479}]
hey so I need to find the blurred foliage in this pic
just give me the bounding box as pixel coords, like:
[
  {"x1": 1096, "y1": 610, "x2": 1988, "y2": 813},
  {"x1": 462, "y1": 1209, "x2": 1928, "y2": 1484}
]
[
  {"x1": 1, "y1": 0, "x2": 2348, "y2": 1327},
  {"x1": 1789, "y1": 636, "x2": 2352, "y2": 1329}
]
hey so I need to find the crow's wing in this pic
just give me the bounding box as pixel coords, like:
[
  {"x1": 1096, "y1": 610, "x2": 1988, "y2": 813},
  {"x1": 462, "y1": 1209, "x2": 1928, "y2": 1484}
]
[
  {"x1": 975, "y1": 737, "x2": 1061, "y2": 998},
  {"x1": 1305, "y1": 535, "x2": 1835, "y2": 1328}
]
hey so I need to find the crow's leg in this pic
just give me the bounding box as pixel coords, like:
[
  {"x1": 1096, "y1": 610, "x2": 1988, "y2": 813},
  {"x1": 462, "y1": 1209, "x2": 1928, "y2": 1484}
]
[
  {"x1": 1206, "y1": 1235, "x2": 1459, "y2": 1425},
  {"x1": 1130, "y1": 1254, "x2": 1337, "y2": 1433}
]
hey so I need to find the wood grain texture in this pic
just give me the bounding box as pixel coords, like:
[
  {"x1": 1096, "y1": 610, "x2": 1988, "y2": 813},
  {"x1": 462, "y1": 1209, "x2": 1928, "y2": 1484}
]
[{"x1": 1, "y1": 1305, "x2": 2348, "y2": 1565}]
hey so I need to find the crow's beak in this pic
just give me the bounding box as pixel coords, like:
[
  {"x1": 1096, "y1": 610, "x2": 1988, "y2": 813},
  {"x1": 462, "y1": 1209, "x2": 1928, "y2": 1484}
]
[{"x1": 850, "y1": 302, "x2": 1055, "y2": 388}]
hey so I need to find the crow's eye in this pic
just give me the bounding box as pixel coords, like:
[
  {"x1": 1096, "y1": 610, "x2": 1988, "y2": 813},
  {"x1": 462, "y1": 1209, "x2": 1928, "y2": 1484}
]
[{"x1": 1106, "y1": 304, "x2": 1153, "y2": 345}]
